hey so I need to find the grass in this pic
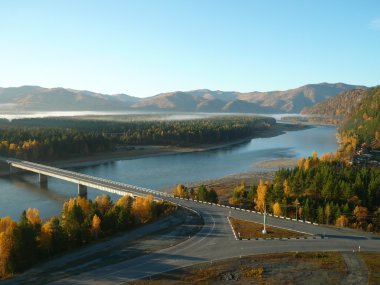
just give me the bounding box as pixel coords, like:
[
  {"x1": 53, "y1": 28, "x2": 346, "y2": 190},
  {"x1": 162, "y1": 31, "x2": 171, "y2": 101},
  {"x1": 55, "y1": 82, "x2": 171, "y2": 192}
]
[
  {"x1": 358, "y1": 252, "x2": 380, "y2": 285},
  {"x1": 131, "y1": 252, "x2": 347, "y2": 285},
  {"x1": 229, "y1": 217, "x2": 312, "y2": 239}
]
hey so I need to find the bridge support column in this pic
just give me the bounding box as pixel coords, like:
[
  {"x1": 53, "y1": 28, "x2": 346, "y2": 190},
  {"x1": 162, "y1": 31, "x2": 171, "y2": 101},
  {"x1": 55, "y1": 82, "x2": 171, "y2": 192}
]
[
  {"x1": 78, "y1": 184, "x2": 87, "y2": 197},
  {"x1": 39, "y1": 174, "x2": 48, "y2": 184}
]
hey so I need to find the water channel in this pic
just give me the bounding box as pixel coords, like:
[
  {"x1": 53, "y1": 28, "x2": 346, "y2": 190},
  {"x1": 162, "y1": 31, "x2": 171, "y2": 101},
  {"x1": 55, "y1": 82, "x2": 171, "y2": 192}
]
[{"x1": 0, "y1": 125, "x2": 338, "y2": 219}]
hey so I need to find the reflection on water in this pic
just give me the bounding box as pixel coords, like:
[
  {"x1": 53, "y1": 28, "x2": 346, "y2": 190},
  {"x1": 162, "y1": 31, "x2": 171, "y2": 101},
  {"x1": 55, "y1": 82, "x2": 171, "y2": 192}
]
[{"x1": 0, "y1": 125, "x2": 338, "y2": 219}]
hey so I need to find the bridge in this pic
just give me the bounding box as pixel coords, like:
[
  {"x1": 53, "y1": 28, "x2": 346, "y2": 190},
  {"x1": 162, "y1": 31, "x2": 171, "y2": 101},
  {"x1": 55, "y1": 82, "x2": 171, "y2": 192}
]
[{"x1": 7, "y1": 159, "x2": 169, "y2": 199}]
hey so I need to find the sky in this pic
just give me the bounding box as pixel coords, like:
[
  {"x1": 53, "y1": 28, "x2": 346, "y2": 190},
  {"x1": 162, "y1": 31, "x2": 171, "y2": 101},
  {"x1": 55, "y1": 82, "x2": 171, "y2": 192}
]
[{"x1": 1, "y1": 0, "x2": 379, "y2": 97}]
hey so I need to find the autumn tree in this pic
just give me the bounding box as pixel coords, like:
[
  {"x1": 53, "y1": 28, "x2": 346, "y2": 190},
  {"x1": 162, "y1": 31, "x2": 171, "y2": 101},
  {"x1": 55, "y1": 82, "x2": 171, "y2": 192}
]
[
  {"x1": 91, "y1": 215, "x2": 101, "y2": 239},
  {"x1": 254, "y1": 180, "x2": 268, "y2": 212},
  {"x1": 283, "y1": 179, "x2": 291, "y2": 197},
  {"x1": 0, "y1": 217, "x2": 18, "y2": 277},
  {"x1": 353, "y1": 206, "x2": 368, "y2": 228},
  {"x1": 335, "y1": 215, "x2": 348, "y2": 227},
  {"x1": 132, "y1": 195, "x2": 154, "y2": 224},
  {"x1": 272, "y1": 202, "x2": 282, "y2": 216},
  {"x1": 173, "y1": 184, "x2": 186, "y2": 198}
]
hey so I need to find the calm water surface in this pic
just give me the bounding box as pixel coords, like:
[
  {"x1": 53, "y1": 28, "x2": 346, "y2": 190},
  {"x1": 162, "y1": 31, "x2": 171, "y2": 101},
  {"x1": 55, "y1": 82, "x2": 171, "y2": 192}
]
[{"x1": 0, "y1": 125, "x2": 338, "y2": 219}]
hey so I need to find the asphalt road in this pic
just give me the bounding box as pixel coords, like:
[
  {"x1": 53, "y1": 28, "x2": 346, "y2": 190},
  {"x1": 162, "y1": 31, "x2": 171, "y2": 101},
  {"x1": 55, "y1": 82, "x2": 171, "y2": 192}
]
[{"x1": 47, "y1": 197, "x2": 380, "y2": 285}]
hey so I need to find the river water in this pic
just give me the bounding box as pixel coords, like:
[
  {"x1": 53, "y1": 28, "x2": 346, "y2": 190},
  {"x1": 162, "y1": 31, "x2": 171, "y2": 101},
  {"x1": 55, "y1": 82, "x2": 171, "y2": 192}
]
[{"x1": 0, "y1": 125, "x2": 338, "y2": 219}]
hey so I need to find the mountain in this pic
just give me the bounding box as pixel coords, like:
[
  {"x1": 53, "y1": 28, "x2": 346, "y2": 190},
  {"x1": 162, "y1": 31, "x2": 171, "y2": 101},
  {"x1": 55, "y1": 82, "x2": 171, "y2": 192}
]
[
  {"x1": 130, "y1": 83, "x2": 363, "y2": 113},
  {"x1": 301, "y1": 88, "x2": 368, "y2": 119},
  {"x1": 0, "y1": 83, "x2": 364, "y2": 113},
  {"x1": 0, "y1": 86, "x2": 138, "y2": 111}
]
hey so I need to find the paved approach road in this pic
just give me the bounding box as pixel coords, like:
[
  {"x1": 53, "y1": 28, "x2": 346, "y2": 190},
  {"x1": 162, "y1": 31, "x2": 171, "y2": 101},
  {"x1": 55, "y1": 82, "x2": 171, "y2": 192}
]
[{"x1": 43, "y1": 194, "x2": 379, "y2": 285}]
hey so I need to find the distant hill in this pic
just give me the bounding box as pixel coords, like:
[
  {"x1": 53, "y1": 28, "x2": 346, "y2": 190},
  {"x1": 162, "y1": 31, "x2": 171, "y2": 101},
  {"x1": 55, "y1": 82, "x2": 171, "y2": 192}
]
[
  {"x1": 0, "y1": 83, "x2": 364, "y2": 113},
  {"x1": 131, "y1": 83, "x2": 363, "y2": 113},
  {"x1": 301, "y1": 88, "x2": 368, "y2": 119},
  {"x1": 0, "y1": 86, "x2": 138, "y2": 111}
]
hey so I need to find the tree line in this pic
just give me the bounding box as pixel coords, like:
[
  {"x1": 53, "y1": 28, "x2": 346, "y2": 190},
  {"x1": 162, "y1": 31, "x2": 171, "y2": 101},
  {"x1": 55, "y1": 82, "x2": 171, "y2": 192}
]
[
  {"x1": 0, "y1": 116, "x2": 275, "y2": 161},
  {"x1": 0, "y1": 194, "x2": 174, "y2": 278},
  {"x1": 228, "y1": 152, "x2": 380, "y2": 232},
  {"x1": 172, "y1": 184, "x2": 218, "y2": 203}
]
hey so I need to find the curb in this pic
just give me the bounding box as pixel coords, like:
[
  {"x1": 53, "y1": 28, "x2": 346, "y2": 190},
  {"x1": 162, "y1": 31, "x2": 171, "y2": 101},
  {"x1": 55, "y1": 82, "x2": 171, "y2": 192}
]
[{"x1": 171, "y1": 196, "x2": 319, "y2": 227}]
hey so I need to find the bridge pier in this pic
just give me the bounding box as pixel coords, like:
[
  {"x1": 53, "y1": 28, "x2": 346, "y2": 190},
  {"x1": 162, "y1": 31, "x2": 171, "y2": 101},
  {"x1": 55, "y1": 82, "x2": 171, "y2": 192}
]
[
  {"x1": 78, "y1": 184, "x2": 87, "y2": 197},
  {"x1": 39, "y1": 174, "x2": 48, "y2": 184}
]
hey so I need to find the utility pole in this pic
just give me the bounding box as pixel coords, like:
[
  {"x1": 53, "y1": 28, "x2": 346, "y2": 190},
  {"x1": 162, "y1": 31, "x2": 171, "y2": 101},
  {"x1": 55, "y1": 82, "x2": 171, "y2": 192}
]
[{"x1": 262, "y1": 203, "x2": 267, "y2": 234}]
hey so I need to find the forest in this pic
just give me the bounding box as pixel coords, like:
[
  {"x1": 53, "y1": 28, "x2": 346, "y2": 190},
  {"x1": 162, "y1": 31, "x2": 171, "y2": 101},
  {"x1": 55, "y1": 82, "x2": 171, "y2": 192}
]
[
  {"x1": 0, "y1": 194, "x2": 174, "y2": 278},
  {"x1": 228, "y1": 152, "x2": 380, "y2": 232},
  {"x1": 0, "y1": 116, "x2": 275, "y2": 161},
  {"x1": 341, "y1": 86, "x2": 380, "y2": 151}
]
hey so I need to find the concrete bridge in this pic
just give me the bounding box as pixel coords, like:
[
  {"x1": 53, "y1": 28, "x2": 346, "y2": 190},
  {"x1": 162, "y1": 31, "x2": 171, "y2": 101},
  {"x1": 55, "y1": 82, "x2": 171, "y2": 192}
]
[{"x1": 7, "y1": 159, "x2": 168, "y2": 199}]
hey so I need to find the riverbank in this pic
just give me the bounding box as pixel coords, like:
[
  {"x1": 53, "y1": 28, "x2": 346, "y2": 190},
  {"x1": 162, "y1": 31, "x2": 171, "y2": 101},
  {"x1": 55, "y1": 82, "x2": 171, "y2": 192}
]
[{"x1": 47, "y1": 122, "x2": 309, "y2": 169}]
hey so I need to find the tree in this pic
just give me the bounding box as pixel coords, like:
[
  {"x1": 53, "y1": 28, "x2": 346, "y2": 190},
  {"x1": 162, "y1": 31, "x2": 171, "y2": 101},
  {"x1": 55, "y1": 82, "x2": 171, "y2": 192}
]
[
  {"x1": 254, "y1": 180, "x2": 268, "y2": 212},
  {"x1": 91, "y1": 215, "x2": 101, "y2": 239},
  {"x1": 132, "y1": 195, "x2": 154, "y2": 224},
  {"x1": 173, "y1": 184, "x2": 186, "y2": 198},
  {"x1": 272, "y1": 202, "x2": 282, "y2": 216},
  {"x1": 335, "y1": 215, "x2": 348, "y2": 227},
  {"x1": 353, "y1": 206, "x2": 368, "y2": 227},
  {"x1": 324, "y1": 204, "x2": 331, "y2": 225},
  {"x1": 0, "y1": 217, "x2": 18, "y2": 277},
  {"x1": 197, "y1": 185, "x2": 208, "y2": 201},
  {"x1": 95, "y1": 195, "x2": 112, "y2": 216},
  {"x1": 303, "y1": 199, "x2": 310, "y2": 221},
  {"x1": 208, "y1": 189, "x2": 218, "y2": 203},
  {"x1": 283, "y1": 179, "x2": 291, "y2": 197}
]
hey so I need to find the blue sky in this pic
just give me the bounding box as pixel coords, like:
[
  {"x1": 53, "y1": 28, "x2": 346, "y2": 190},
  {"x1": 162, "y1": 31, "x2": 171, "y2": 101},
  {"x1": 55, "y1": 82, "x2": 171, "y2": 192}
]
[{"x1": 1, "y1": 1, "x2": 379, "y2": 97}]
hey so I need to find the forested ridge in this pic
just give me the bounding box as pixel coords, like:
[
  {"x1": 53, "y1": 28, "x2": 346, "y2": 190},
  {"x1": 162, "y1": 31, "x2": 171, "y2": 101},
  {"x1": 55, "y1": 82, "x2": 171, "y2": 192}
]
[
  {"x1": 301, "y1": 88, "x2": 367, "y2": 120},
  {"x1": 341, "y1": 86, "x2": 380, "y2": 150},
  {"x1": 0, "y1": 194, "x2": 174, "y2": 278},
  {"x1": 0, "y1": 116, "x2": 275, "y2": 161}
]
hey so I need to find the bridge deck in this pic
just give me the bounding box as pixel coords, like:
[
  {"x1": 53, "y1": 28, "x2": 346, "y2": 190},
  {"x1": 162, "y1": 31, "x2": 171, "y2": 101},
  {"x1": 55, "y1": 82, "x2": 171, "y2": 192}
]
[{"x1": 7, "y1": 159, "x2": 169, "y2": 199}]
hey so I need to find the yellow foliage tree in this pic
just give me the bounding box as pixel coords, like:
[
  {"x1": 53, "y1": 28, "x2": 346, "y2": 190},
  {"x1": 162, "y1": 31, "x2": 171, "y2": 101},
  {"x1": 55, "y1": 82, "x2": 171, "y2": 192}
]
[
  {"x1": 0, "y1": 219, "x2": 18, "y2": 277},
  {"x1": 283, "y1": 179, "x2": 291, "y2": 197},
  {"x1": 272, "y1": 202, "x2": 282, "y2": 216},
  {"x1": 254, "y1": 180, "x2": 268, "y2": 212},
  {"x1": 26, "y1": 208, "x2": 42, "y2": 227},
  {"x1": 303, "y1": 158, "x2": 311, "y2": 171},
  {"x1": 116, "y1": 195, "x2": 131, "y2": 208},
  {"x1": 76, "y1": 197, "x2": 92, "y2": 216},
  {"x1": 353, "y1": 206, "x2": 368, "y2": 225},
  {"x1": 39, "y1": 219, "x2": 53, "y2": 255},
  {"x1": 91, "y1": 214, "x2": 101, "y2": 239},
  {"x1": 173, "y1": 184, "x2": 185, "y2": 198},
  {"x1": 0, "y1": 216, "x2": 17, "y2": 234},
  {"x1": 312, "y1": 150, "x2": 318, "y2": 160},
  {"x1": 132, "y1": 194, "x2": 154, "y2": 223},
  {"x1": 297, "y1": 157, "x2": 305, "y2": 169},
  {"x1": 95, "y1": 194, "x2": 112, "y2": 215},
  {"x1": 335, "y1": 215, "x2": 348, "y2": 227}
]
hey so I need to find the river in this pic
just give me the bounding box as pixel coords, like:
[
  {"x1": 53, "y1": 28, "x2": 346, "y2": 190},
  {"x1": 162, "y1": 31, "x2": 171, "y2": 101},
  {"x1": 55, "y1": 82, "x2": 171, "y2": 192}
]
[{"x1": 0, "y1": 125, "x2": 338, "y2": 219}]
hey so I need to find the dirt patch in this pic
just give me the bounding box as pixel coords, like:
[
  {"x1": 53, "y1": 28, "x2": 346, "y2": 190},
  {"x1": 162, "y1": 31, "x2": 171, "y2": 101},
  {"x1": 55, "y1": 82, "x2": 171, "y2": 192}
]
[
  {"x1": 229, "y1": 217, "x2": 311, "y2": 239},
  {"x1": 250, "y1": 158, "x2": 298, "y2": 169},
  {"x1": 131, "y1": 252, "x2": 347, "y2": 285}
]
